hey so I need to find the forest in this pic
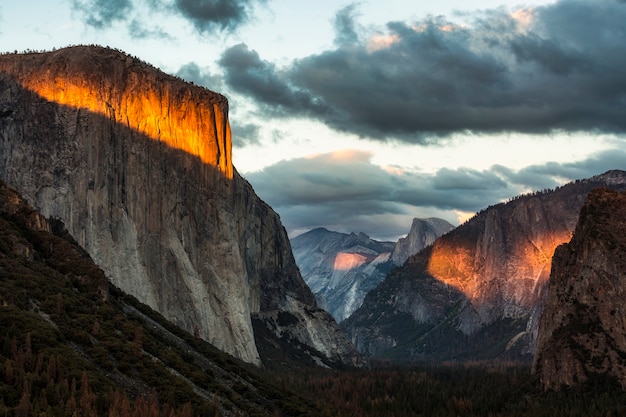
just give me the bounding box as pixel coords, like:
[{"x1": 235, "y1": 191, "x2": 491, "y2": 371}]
[{"x1": 270, "y1": 363, "x2": 626, "y2": 417}]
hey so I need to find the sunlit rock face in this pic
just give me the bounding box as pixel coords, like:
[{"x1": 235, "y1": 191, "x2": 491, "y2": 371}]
[
  {"x1": 533, "y1": 188, "x2": 626, "y2": 390},
  {"x1": 343, "y1": 171, "x2": 626, "y2": 361},
  {"x1": 0, "y1": 46, "x2": 359, "y2": 367},
  {"x1": 391, "y1": 217, "x2": 455, "y2": 265},
  {"x1": 291, "y1": 228, "x2": 396, "y2": 323}
]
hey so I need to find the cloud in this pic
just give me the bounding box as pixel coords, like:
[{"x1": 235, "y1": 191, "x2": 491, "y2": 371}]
[
  {"x1": 176, "y1": 62, "x2": 224, "y2": 91},
  {"x1": 222, "y1": 0, "x2": 626, "y2": 143},
  {"x1": 72, "y1": 0, "x2": 266, "y2": 38},
  {"x1": 71, "y1": 0, "x2": 132, "y2": 29},
  {"x1": 333, "y1": 4, "x2": 361, "y2": 46},
  {"x1": 173, "y1": 0, "x2": 267, "y2": 33},
  {"x1": 246, "y1": 147, "x2": 626, "y2": 240},
  {"x1": 218, "y1": 43, "x2": 330, "y2": 117},
  {"x1": 127, "y1": 19, "x2": 173, "y2": 40},
  {"x1": 231, "y1": 122, "x2": 262, "y2": 147},
  {"x1": 246, "y1": 150, "x2": 513, "y2": 239}
]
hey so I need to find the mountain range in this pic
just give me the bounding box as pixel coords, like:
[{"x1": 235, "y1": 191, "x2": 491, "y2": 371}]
[
  {"x1": 291, "y1": 218, "x2": 454, "y2": 322},
  {"x1": 342, "y1": 170, "x2": 626, "y2": 362},
  {"x1": 2, "y1": 45, "x2": 626, "y2": 401}
]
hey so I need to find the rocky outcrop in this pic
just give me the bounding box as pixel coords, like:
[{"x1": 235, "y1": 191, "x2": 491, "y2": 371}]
[
  {"x1": 291, "y1": 228, "x2": 395, "y2": 322},
  {"x1": 0, "y1": 46, "x2": 359, "y2": 367},
  {"x1": 391, "y1": 218, "x2": 455, "y2": 265},
  {"x1": 533, "y1": 188, "x2": 626, "y2": 389},
  {"x1": 343, "y1": 171, "x2": 626, "y2": 361}
]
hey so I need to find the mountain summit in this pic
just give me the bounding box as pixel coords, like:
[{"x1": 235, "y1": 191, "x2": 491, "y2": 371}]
[
  {"x1": 0, "y1": 46, "x2": 359, "y2": 367},
  {"x1": 391, "y1": 218, "x2": 455, "y2": 265}
]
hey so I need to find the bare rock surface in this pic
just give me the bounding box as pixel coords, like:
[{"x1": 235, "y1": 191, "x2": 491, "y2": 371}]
[
  {"x1": 0, "y1": 46, "x2": 359, "y2": 366},
  {"x1": 533, "y1": 188, "x2": 626, "y2": 389},
  {"x1": 391, "y1": 217, "x2": 455, "y2": 265},
  {"x1": 291, "y1": 228, "x2": 395, "y2": 322}
]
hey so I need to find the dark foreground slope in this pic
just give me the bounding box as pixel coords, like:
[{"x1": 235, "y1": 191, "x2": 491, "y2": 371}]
[
  {"x1": 343, "y1": 170, "x2": 626, "y2": 362},
  {"x1": 0, "y1": 180, "x2": 326, "y2": 417},
  {"x1": 534, "y1": 188, "x2": 626, "y2": 389}
]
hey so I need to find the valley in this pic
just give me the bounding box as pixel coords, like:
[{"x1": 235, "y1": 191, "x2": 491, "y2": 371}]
[{"x1": 2, "y1": 45, "x2": 626, "y2": 416}]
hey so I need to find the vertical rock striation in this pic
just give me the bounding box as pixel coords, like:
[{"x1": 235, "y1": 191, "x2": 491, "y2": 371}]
[
  {"x1": 0, "y1": 46, "x2": 359, "y2": 366},
  {"x1": 533, "y1": 188, "x2": 626, "y2": 389}
]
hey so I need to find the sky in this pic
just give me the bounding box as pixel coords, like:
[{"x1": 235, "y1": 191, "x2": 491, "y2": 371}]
[{"x1": 1, "y1": 0, "x2": 625, "y2": 241}]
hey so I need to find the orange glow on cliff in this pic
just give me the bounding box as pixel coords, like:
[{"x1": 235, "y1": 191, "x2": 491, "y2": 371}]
[
  {"x1": 334, "y1": 252, "x2": 368, "y2": 271},
  {"x1": 426, "y1": 230, "x2": 573, "y2": 305},
  {"x1": 426, "y1": 244, "x2": 474, "y2": 295},
  {"x1": 0, "y1": 49, "x2": 233, "y2": 179},
  {"x1": 24, "y1": 79, "x2": 233, "y2": 179}
]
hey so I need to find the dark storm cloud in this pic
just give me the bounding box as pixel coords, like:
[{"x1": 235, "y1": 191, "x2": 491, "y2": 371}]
[
  {"x1": 72, "y1": 0, "x2": 132, "y2": 28},
  {"x1": 176, "y1": 62, "x2": 224, "y2": 91},
  {"x1": 246, "y1": 151, "x2": 515, "y2": 238},
  {"x1": 218, "y1": 44, "x2": 330, "y2": 117},
  {"x1": 501, "y1": 148, "x2": 626, "y2": 188},
  {"x1": 222, "y1": 0, "x2": 626, "y2": 142},
  {"x1": 246, "y1": 147, "x2": 626, "y2": 240},
  {"x1": 173, "y1": 0, "x2": 267, "y2": 33},
  {"x1": 231, "y1": 122, "x2": 262, "y2": 147},
  {"x1": 72, "y1": 0, "x2": 265, "y2": 38}
]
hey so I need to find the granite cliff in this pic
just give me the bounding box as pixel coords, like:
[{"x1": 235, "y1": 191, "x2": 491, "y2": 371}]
[
  {"x1": 533, "y1": 188, "x2": 626, "y2": 389},
  {"x1": 391, "y1": 217, "x2": 455, "y2": 265},
  {"x1": 0, "y1": 46, "x2": 359, "y2": 367},
  {"x1": 343, "y1": 171, "x2": 626, "y2": 361}
]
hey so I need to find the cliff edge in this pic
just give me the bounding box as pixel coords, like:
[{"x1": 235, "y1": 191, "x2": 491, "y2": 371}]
[{"x1": 533, "y1": 188, "x2": 626, "y2": 389}]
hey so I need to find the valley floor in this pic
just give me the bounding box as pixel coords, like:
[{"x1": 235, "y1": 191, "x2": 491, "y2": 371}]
[{"x1": 268, "y1": 362, "x2": 626, "y2": 417}]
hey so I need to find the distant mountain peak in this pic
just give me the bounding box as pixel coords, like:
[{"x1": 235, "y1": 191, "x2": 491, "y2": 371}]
[
  {"x1": 291, "y1": 228, "x2": 396, "y2": 322},
  {"x1": 291, "y1": 218, "x2": 453, "y2": 323},
  {"x1": 391, "y1": 217, "x2": 455, "y2": 265}
]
